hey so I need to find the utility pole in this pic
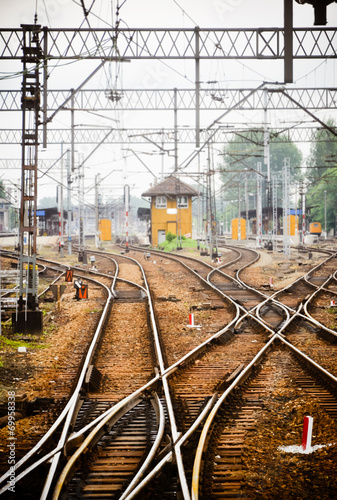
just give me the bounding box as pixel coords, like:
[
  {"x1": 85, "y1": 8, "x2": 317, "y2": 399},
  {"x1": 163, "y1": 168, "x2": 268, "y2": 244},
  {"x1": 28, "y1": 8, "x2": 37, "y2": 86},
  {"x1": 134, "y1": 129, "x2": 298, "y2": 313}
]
[
  {"x1": 160, "y1": 129, "x2": 165, "y2": 182},
  {"x1": 264, "y1": 89, "x2": 272, "y2": 244},
  {"x1": 174, "y1": 88, "x2": 178, "y2": 173},
  {"x1": 245, "y1": 173, "x2": 249, "y2": 236},
  {"x1": 299, "y1": 181, "x2": 305, "y2": 246},
  {"x1": 284, "y1": 0, "x2": 293, "y2": 83},
  {"x1": 283, "y1": 158, "x2": 290, "y2": 260},
  {"x1": 67, "y1": 149, "x2": 72, "y2": 255},
  {"x1": 272, "y1": 175, "x2": 278, "y2": 251},
  {"x1": 16, "y1": 24, "x2": 44, "y2": 334},
  {"x1": 124, "y1": 184, "x2": 130, "y2": 252},
  {"x1": 95, "y1": 173, "x2": 100, "y2": 248},
  {"x1": 77, "y1": 156, "x2": 85, "y2": 261},
  {"x1": 195, "y1": 26, "x2": 200, "y2": 148},
  {"x1": 59, "y1": 143, "x2": 64, "y2": 257},
  {"x1": 238, "y1": 181, "x2": 241, "y2": 241},
  {"x1": 256, "y1": 162, "x2": 263, "y2": 247},
  {"x1": 324, "y1": 190, "x2": 327, "y2": 239}
]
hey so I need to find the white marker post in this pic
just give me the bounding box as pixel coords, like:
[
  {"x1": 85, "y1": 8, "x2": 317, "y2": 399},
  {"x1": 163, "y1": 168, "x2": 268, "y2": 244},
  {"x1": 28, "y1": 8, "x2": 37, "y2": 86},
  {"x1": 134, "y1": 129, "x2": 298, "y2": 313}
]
[
  {"x1": 187, "y1": 312, "x2": 201, "y2": 329},
  {"x1": 301, "y1": 416, "x2": 313, "y2": 451}
]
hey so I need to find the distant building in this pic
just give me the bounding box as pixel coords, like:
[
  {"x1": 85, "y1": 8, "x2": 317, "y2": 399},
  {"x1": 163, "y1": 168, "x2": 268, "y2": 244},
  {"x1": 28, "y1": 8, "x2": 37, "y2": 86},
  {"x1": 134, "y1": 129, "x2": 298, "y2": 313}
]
[
  {"x1": 142, "y1": 176, "x2": 198, "y2": 246},
  {"x1": 36, "y1": 207, "x2": 68, "y2": 236},
  {"x1": 0, "y1": 196, "x2": 11, "y2": 231}
]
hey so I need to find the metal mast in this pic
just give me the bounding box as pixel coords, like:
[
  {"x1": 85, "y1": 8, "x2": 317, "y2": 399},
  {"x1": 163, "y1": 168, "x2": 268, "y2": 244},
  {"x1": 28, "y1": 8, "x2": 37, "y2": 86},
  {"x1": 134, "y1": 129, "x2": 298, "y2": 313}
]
[
  {"x1": 272, "y1": 175, "x2": 278, "y2": 251},
  {"x1": 283, "y1": 158, "x2": 291, "y2": 260},
  {"x1": 16, "y1": 24, "x2": 43, "y2": 333},
  {"x1": 256, "y1": 162, "x2": 263, "y2": 247}
]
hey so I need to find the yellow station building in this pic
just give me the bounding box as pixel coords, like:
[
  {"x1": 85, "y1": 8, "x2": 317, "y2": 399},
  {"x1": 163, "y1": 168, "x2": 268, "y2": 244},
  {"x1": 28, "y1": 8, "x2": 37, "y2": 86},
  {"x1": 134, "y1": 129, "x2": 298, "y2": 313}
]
[{"x1": 142, "y1": 176, "x2": 198, "y2": 247}]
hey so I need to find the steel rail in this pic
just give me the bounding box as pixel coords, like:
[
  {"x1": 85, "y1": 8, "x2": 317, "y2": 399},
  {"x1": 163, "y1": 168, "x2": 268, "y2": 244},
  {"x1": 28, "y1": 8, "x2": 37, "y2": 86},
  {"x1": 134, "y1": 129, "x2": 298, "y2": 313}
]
[
  {"x1": 279, "y1": 334, "x2": 337, "y2": 386},
  {"x1": 119, "y1": 393, "x2": 165, "y2": 500},
  {"x1": 39, "y1": 265, "x2": 115, "y2": 500},
  {"x1": 99, "y1": 247, "x2": 242, "y2": 498},
  {"x1": 191, "y1": 330, "x2": 337, "y2": 499},
  {"x1": 52, "y1": 387, "x2": 164, "y2": 500},
  {"x1": 0, "y1": 272, "x2": 112, "y2": 495},
  {"x1": 191, "y1": 334, "x2": 276, "y2": 500},
  {"x1": 62, "y1": 248, "x2": 188, "y2": 499},
  {"x1": 301, "y1": 275, "x2": 337, "y2": 340},
  {"x1": 122, "y1": 393, "x2": 218, "y2": 500},
  {"x1": 94, "y1": 249, "x2": 192, "y2": 498},
  {"x1": 252, "y1": 250, "x2": 334, "y2": 323},
  {"x1": 4, "y1": 376, "x2": 161, "y2": 491},
  {"x1": 45, "y1": 245, "x2": 333, "y2": 499},
  {"x1": 131, "y1": 243, "x2": 273, "y2": 332},
  {"x1": 207, "y1": 248, "x2": 290, "y2": 332},
  {"x1": 120, "y1": 252, "x2": 191, "y2": 499}
]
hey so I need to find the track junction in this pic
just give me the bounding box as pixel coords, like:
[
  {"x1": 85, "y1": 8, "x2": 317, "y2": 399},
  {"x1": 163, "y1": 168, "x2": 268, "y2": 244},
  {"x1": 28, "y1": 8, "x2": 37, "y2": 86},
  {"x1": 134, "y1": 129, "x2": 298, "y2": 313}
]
[{"x1": 0, "y1": 240, "x2": 337, "y2": 499}]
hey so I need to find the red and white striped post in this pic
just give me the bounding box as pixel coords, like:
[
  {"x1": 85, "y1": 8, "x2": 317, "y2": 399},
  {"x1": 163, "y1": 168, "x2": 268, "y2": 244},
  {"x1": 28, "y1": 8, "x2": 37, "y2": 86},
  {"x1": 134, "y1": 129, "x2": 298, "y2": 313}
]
[
  {"x1": 187, "y1": 309, "x2": 201, "y2": 328},
  {"x1": 189, "y1": 313, "x2": 195, "y2": 327},
  {"x1": 301, "y1": 416, "x2": 313, "y2": 451}
]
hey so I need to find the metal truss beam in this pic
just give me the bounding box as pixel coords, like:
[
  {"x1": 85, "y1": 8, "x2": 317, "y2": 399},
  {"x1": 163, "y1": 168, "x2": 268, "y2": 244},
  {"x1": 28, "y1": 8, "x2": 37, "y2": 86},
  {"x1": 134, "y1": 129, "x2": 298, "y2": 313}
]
[
  {"x1": 1, "y1": 127, "x2": 336, "y2": 146},
  {"x1": 1, "y1": 87, "x2": 337, "y2": 112},
  {"x1": 0, "y1": 27, "x2": 336, "y2": 60}
]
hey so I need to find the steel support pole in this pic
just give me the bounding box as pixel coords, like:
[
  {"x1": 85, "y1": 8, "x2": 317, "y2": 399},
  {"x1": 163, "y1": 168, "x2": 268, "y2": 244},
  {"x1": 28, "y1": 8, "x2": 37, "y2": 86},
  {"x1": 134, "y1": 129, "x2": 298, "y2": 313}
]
[
  {"x1": 264, "y1": 89, "x2": 271, "y2": 238},
  {"x1": 302, "y1": 189, "x2": 306, "y2": 244},
  {"x1": 67, "y1": 149, "x2": 72, "y2": 255},
  {"x1": 284, "y1": 0, "x2": 293, "y2": 83},
  {"x1": 174, "y1": 88, "x2": 178, "y2": 173},
  {"x1": 95, "y1": 173, "x2": 100, "y2": 248},
  {"x1": 43, "y1": 26, "x2": 48, "y2": 149},
  {"x1": 272, "y1": 175, "x2": 278, "y2": 251},
  {"x1": 195, "y1": 26, "x2": 200, "y2": 148},
  {"x1": 238, "y1": 181, "x2": 241, "y2": 241},
  {"x1": 60, "y1": 143, "x2": 64, "y2": 258},
  {"x1": 245, "y1": 174, "x2": 249, "y2": 236},
  {"x1": 257, "y1": 162, "x2": 262, "y2": 247},
  {"x1": 125, "y1": 184, "x2": 130, "y2": 252},
  {"x1": 324, "y1": 190, "x2": 327, "y2": 239},
  {"x1": 283, "y1": 158, "x2": 290, "y2": 260}
]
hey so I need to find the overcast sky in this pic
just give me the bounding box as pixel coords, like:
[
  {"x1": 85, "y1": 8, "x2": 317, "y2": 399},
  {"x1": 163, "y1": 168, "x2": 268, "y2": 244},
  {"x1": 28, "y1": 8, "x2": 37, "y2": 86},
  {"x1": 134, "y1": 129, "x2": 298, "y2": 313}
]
[{"x1": 1, "y1": 0, "x2": 337, "y2": 207}]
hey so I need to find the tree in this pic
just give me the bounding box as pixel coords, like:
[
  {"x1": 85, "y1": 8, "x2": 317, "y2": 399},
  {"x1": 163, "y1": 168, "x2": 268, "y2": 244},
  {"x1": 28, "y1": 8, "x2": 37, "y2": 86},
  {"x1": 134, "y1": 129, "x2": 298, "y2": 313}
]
[
  {"x1": 218, "y1": 129, "x2": 303, "y2": 209},
  {"x1": 220, "y1": 130, "x2": 302, "y2": 184},
  {"x1": 38, "y1": 196, "x2": 57, "y2": 208},
  {"x1": 305, "y1": 119, "x2": 337, "y2": 233}
]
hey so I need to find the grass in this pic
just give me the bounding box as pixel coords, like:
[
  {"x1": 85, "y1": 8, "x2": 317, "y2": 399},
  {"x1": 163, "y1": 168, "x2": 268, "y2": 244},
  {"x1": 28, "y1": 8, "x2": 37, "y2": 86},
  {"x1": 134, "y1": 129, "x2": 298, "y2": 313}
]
[
  {"x1": 0, "y1": 335, "x2": 48, "y2": 350},
  {"x1": 158, "y1": 237, "x2": 198, "y2": 252}
]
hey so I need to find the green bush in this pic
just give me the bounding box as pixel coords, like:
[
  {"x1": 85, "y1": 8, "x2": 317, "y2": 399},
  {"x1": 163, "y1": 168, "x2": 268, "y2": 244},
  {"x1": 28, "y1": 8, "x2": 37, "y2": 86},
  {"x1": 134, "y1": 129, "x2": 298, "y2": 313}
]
[{"x1": 166, "y1": 231, "x2": 176, "y2": 242}]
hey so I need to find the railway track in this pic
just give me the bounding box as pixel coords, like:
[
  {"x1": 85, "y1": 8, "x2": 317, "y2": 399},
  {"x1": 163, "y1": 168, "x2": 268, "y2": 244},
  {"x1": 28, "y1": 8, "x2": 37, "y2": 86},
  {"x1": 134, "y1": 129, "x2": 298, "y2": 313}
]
[
  {"x1": 192, "y1": 335, "x2": 337, "y2": 500},
  {"x1": 0, "y1": 243, "x2": 337, "y2": 499}
]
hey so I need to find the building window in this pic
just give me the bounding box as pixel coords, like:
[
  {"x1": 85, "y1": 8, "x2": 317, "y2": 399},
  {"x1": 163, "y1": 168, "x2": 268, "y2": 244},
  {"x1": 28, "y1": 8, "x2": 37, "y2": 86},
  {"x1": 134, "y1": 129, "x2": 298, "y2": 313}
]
[
  {"x1": 155, "y1": 196, "x2": 167, "y2": 209},
  {"x1": 177, "y1": 196, "x2": 188, "y2": 208}
]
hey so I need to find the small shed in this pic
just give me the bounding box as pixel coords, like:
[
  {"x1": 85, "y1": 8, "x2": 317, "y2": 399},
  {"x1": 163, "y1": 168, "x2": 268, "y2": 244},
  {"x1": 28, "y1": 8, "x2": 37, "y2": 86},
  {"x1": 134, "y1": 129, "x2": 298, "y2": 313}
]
[{"x1": 142, "y1": 176, "x2": 198, "y2": 247}]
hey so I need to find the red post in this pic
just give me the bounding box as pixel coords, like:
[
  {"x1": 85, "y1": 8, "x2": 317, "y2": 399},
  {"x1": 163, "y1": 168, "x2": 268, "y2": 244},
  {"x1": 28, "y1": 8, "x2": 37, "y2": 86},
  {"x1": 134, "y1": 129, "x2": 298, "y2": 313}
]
[{"x1": 302, "y1": 416, "x2": 313, "y2": 451}]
